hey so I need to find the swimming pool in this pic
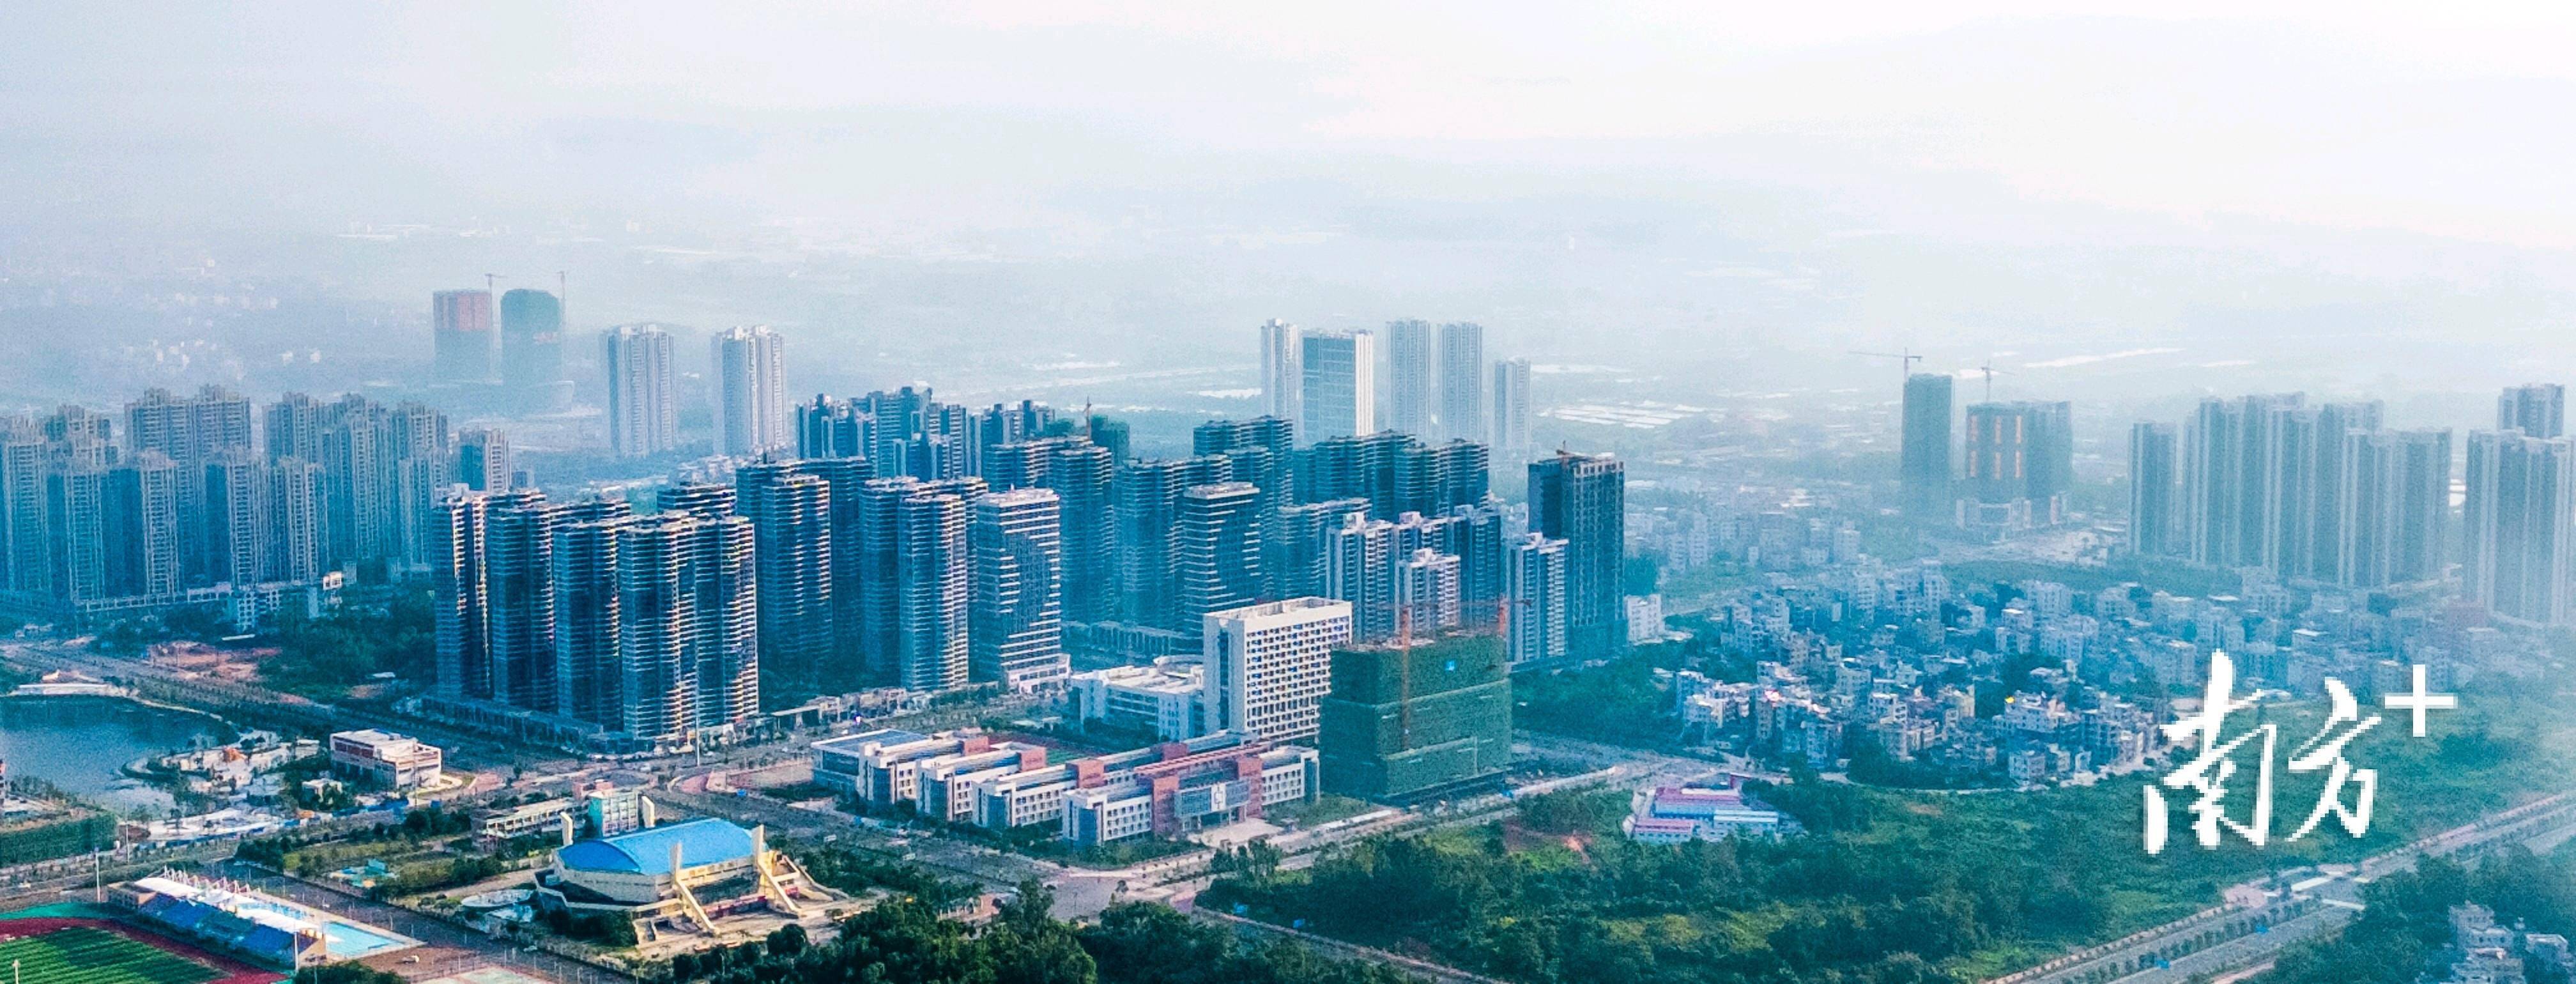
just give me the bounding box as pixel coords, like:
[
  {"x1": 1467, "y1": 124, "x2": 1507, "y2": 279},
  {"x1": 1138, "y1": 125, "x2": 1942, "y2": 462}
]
[{"x1": 324, "y1": 919, "x2": 413, "y2": 958}]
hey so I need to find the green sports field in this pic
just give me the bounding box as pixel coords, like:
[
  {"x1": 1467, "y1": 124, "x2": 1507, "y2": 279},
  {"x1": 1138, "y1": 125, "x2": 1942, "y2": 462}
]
[{"x1": 0, "y1": 926, "x2": 222, "y2": 984}]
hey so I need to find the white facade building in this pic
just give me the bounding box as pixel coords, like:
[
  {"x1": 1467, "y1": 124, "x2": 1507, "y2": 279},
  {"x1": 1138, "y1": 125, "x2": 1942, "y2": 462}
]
[
  {"x1": 1066, "y1": 660, "x2": 1205, "y2": 740},
  {"x1": 1259, "y1": 319, "x2": 1301, "y2": 433},
  {"x1": 1201, "y1": 597, "x2": 1353, "y2": 742},
  {"x1": 328, "y1": 729, "x2": 443, "y2": 789},
  {"x1": 1299, "y1": 331, "x2": 1376, "y2": 443},
  {"x1": 711, "y1": 326, "x2": 789, "y2": 457}
]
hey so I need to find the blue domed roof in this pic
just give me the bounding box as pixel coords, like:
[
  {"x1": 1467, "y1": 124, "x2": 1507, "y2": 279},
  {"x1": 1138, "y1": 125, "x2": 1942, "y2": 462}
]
[{"x1": 556, "y1": 817, "x2": 756, "y2": 875}]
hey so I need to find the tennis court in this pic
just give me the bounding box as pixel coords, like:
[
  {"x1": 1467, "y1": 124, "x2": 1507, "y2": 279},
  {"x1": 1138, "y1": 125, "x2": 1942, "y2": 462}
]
[{"x1": 0, "y1": 925, "x2": 225, "y2": 984}]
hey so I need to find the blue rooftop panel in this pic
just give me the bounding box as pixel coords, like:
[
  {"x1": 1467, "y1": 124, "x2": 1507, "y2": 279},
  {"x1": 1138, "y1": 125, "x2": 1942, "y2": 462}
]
[
  {"x1": 159, "y1": 900, "x2": 214, "y2": 930},
  {"x1": 558, "y1": 817, "x2": 756, "y2": 875}
]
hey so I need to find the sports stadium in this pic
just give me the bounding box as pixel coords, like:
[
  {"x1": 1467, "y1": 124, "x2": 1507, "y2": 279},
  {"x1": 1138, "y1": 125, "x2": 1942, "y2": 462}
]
[
  {"x1": 0, "y1": 911, "x2": 277, "y2": 984},
  {"x1": 109, "y1": 871, "x2": 418, "y2": 969}
]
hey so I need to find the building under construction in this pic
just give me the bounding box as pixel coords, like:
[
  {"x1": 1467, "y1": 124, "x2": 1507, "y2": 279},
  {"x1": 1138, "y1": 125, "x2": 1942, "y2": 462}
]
[{"x1": 1318, "y1": 633, "x2": 1512, "y2": 803}]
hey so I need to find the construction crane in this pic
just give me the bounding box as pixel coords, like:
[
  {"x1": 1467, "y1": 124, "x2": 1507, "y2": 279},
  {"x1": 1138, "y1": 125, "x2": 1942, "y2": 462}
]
[
  {"x1": 483, "y1": 272, "x2": 504, "y2": 293},
  {"x1": 1974, "y1": 360, "x2": 2011, "y2": 402},
  {"x1": 1850, "y1": 348, "x2": 1922, "y2": 388}
]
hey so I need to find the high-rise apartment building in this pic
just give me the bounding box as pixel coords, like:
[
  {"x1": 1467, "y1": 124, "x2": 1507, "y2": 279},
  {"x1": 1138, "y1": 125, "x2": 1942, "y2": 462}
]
[
  {"x1": 676, "y1": 506, "x2": 759, "y2": 732},
  {"x1": 1960, "y1": 400, "x2": 2073, "y2": 529},
  {"x1": 126, "y1": 385, "x2": 254, "y2": 465},
  {"x1": 1301, "y1": 431, "x2": 1491, "y2": 522},
  {"x1": 2464, "y1": 431, "x2": 2575, "y2": 625},
  {"x1": 712, "y1": 326, "x2": 790, "y2": 457},
  {"x1": 433, "y1": 491, "x2": 498, "y2": 703},
  {"x1": 482, "y1": 492, "x2": 560, "y2": 711},
  {"x1": 1396, "y1": 548, "x2": 1462, "y2": 636},
  {"x1": 1193, "y1": 417, "x2": 1294, "y2": 506},
  {"x1": 797, "y1": 457, "x2": 875, "y2": 689},
  {"x1": 2128, "y1": 422, "x2": 2179, "y2": 557},
  {"x1": 457, "y1": 428, "x2": 511, "y2": 493},
  {"x1": 203, "y1": 451, "x2": 268, "y2": 588},
  {"x1": 102, "y1": 452, "x2": 182, "y2": 601},
  {"x1": 606, "y1": 511, "x2": 758, "y2": 742},
  {"x1": 657, "y1": 481, "x2": 737, "y2": 519},
  {"x1": 968, "y1": 401, "x2": 1055, "y2": 478},
  {"x1": 1438, "y1": 323, "x2": 1486, "y2": 444},
  {"x1": 896, "y1": 486, "x2": 972, "y2": 691},
  {"x1": 2334, "y1": 428, "x2": 2450, "y2": 588},
  {"x1": 2294, "y1": 401, "x2": 2382, "y2": 580},
  {"x1": 433, "y1": 289, "x2": 497, "y2": 383},
  {"x1": 795, "y1": 395, "x2": 871, "y2": 461},
  {"x1": 433, "y1": 488, "x2": 579, "y2": 711},
  {"x1": 1899, "y1": 373, "x2": 1952, "y2": 519},
  {"x1": 1273, "y1": 497, "x2": 1372, "y2": 599},
  {"x1": 309, "y1": 395, "x2": 450, "y2": 573},
  {"x1": 985, "y1": 438, "x2": 1115, "y2": 624},
  {"x1": 1529, "y1": 450, "x2": 1624, "y2": 656},
  {"x1": 549, "y1": 510, "x2": 620, "y2": 729},
  {"x1": 263, "y1": 393, "x2": 326, "y2": 465},
  {"x1": 2172, "y1": 394, "x2": 2392, "y2": 581},
  {"x1": 609, "y1": 516, "x2": 699, "y2": 742},
  {"x1": 1086, "y1": 415, "x2": 1132, "y2": 463},
  {"x1": 1503, "y1": 534, "x2": 1567, "y2": 665},
  {"x1": 500, "y1": 288, "x2": 568, "y2": 410},
  {"x1": 47, "y1": 459, "x2": 110, "y2": 604},
  {"x1": 2182, "y1": 393, "x2": 2300, "y2": 569},
  {"x1": 737, "y1": 463, "x2": 835, "y2": 692},
  {"x1": 1202, "y1": 597, "x2": 1353, "y2": 743},
  {"x1": 1448, "y1": 498, "x2": 1509, "y2": 627},
  {"x1": 265, "y1": 456, "x2": 325, "y2": 585},
  {"x1": 1324, "y1": 511, "x2": 1460, "y2": 643},
  {"x1": 1113, "y1": 456, "x2": 1232, "y2": 629},
  {"x1": 2499, "y1": 383, "x2": 2565, "y2": 439},
  {"x1": 0, "y1": 430, "x2": 46, "y2": 597},
  {"x1": 1176, "y1": 482, "x2": 1265, "y2": 640},
  {"x1": 126, "y1": 385, "x2": 255, "y2": 586},
  {"x1": 602, "y1": 326, "x2": 680, "y2": 458},
  {"x1": 1259, "y1": 319, "x2": 1302, "y2": 433},
  {"x1": 1491, "y1": 358, "x2": 1533, "y2": 466},
  {"x1": 850, "y1": 475, "x2": 987, "y2": 691},
  {"x1": 1384, "y1": 319, "x2": 1437, "y2": 438},
  {"x1": 969, "y1": 488, "x2": 1067, "y2": 689},
  {"x1": 1300, "y1": 330, "x2": 1376, "y2": 443}
]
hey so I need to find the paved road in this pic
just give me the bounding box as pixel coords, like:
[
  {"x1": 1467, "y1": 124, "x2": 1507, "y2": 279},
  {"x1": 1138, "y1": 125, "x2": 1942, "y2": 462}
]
[
  {"x1": 1196, "y1": 909, "x2": 1506, "y2": 984},
  {"x1": 2089, "y1": 901, "x2": 2355, "y2": 984},
  {"x1": 2000, "y1": 799, "x2": 2576, "y2": 984}
]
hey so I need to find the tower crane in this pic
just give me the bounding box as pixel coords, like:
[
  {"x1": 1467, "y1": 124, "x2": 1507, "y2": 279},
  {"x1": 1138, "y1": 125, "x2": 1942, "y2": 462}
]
[
  {"x1": 1849, "y1": 349, "x2": 1922, "y2": 388},
  {"x1": 1974, "y1": 360, "x2": 2011, "y2": 402}
]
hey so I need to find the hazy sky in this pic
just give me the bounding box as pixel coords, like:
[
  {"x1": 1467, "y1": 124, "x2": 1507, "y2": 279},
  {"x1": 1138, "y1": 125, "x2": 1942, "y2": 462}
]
[
  {"x1": 12, "y1": 3, "x2": 2576, "y2": 245},
  {"x1": 5, "y1": 3, "x2": 2573, "y2": 413}
]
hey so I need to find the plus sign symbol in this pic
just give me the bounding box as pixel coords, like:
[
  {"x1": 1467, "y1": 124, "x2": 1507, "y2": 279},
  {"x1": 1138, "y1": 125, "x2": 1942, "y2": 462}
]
[{"x1": 2382, "y1": 664, "x2": 2458, "y2": 737}]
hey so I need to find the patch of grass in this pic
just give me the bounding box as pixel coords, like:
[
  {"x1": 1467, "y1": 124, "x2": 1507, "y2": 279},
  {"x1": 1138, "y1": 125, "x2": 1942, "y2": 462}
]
[
  {"x1": 0, "y1": 927, "x2": 220, "y2": 984},
  {"x1": 1267, "y1": 794, "x2": 1374, "y2": 829}
]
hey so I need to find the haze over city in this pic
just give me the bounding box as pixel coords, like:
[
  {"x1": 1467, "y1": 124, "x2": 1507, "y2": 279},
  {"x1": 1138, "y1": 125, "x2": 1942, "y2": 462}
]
[
  {"x1": 8, "y1": 4, "x2": 2576, "y2": 419},
  {"x1": 0, "y1": 8, "x2": 2573, "y2": 984}
]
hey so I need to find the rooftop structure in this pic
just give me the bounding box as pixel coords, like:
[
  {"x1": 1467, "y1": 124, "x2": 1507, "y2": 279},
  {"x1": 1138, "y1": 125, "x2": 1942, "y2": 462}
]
[{"x1": 537, "y1": 815, "x2": 836, "y2": 937}]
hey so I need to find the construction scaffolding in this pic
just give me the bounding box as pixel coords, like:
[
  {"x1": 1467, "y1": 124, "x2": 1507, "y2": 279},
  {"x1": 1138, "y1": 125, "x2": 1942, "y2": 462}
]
[{"x1": 1317, "y1": 633, "x2": 1512, "y2": 803}]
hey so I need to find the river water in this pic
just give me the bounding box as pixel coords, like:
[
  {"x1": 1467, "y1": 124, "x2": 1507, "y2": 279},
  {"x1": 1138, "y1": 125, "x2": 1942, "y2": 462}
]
[{"x1": 0, "y1": 696, "x2": 226, "y2": 817}]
